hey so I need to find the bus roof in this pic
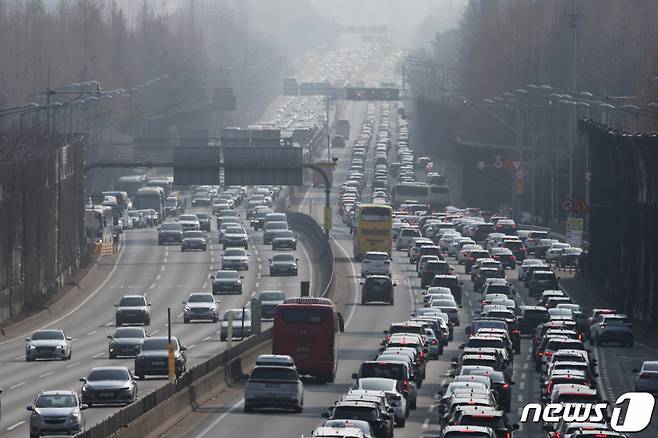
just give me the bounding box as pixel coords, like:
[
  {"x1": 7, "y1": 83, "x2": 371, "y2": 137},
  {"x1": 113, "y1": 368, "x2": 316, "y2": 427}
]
[{"x1": 356, "y1": 203, "x2": 393, "y2": 211}]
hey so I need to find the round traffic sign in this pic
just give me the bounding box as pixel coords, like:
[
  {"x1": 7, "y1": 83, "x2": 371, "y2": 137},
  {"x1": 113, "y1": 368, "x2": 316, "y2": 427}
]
[
  {"x1": 494, "y1": 160, "x2": 503, "y2": 169},
  {"x1": 561, "y1": 198, "x2": 574, "y2": 212},
  {"x1": 476, "y1": 161, "x2": 485, "y2": 170}
]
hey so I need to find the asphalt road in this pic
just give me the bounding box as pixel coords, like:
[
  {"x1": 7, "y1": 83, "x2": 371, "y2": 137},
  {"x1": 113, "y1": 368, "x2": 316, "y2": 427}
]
[{"x1": 0, "y1": 202, "x2": 313, "y2": 437}]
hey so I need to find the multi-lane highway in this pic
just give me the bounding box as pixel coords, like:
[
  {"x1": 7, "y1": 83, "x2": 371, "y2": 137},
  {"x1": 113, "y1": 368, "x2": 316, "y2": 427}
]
[{"x1": 0, "y1": 199, "x2": 314, "y2": 436}]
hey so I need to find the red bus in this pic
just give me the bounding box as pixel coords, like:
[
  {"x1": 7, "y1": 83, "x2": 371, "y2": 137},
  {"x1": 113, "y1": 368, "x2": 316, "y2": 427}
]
[{"x1": 272, "y1": 297, "x2": 344, "y2": 383}]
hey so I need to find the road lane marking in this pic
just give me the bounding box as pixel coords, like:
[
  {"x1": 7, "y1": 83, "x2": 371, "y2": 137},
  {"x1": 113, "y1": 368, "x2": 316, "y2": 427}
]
[
  {"x1": 105, "y1": 321, "x2": 113, "y2": 327},
  {"x1": 177, "y1": 312, "x2": 184, "y2": 318},
  {"x1": 156, "y1": 274, "x2": 161, "y2": 280},
  {"x1": 160, "y1": 266, "x2": 165, "y2": 271},
  {"x1": 39, "y1": 371, "x2": 54, "y2": 378},
  {"x1": 195, "y1": 398, "x2": 244, "y2": 438},
  {"x1": 428, "y1": 405, "x2": 434, "y2": 413},
  {"x1": 65, "y1": 361, "x2": 81, "y2": 368},
  {"x1": 255, "y1": 282, "x2": 259, "y2": 288},
  {"x1": 517, "y1": 394, "x2": 523, "y2": 402},
  {"x1": 211, "y1": 257, "x2": 215, "y2": 263},
  {"x1": 202, "y1": 282, "x2": 207, "y2": 288},
  {"x1": 422, "y1": 419, "x2": 430, "y2": 429},
  {"x1": 14, "y1": 354, "x2": 23, "y2": 360},
  {"x1": 258, "y1": 264, "x2": 262, "y2": 270},
  {"x1": 10, "y1": 381, "x2": 26, "y2": 389},
  {"x1": 87, "y1": 330, "x2": 97, "y2": 336},
  {"x1": 6, "y1": 421, "x2": 25, "y2": 431},
  {"x1": 151, "y1": 329, "x2": 160, "y2": 335},
  {"x1": 202, "y1": 336, "x2": 211, "y2": 341},
  {"x1": 251, "y1": 291, "x2": 256, "y2": 298},
  {"x1": 150, "y1": 283, "x2": 156, "y2": 289},
  {"x1": 92, "y1": 352, "x2": 104, "y2": 358},
  {"x1": 163, "y1": 258, "x2": 168, "y2": 263},
  {"x1": 257, "y1": 257, "x2": 261, "y2": 263},
  {"x1": 519, "y1": 381, "x2": 525, "y2": 390}
]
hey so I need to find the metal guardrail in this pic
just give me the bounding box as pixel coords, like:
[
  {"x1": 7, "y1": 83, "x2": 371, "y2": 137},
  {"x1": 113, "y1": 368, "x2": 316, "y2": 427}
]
[
  {"x1": 75, "y1": 214, "x2": 335, "y2": 438},
  {"x1": 74, "y1": 329, "x2": 272, "y2": 438}
]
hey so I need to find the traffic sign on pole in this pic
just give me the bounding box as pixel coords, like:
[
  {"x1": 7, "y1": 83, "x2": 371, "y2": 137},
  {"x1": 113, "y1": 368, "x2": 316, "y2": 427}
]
[
  {"x1": 515, "y1": 176, "x2": 524, "y2": 194},
  {"x1": 512, "y1": 160, "x2": 521, "y2": 170},
  {"x1": 476, "y1": 161, "x2": 485, "y2": 170},
  {"x1": 561, "y1": 198, "x2": 574, "y2": 212},
  {"x1": 573, "y1": 199, "x2": 590, "y2": 213},
  {"x1": 494, "y1": 160, "x2": 503, "y2": 169}
]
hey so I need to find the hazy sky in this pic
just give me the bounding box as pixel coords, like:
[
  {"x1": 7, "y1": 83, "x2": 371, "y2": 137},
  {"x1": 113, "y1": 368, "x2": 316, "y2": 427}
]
[{"x1": 310, "y1": 0, "x2": 466, "y2": 46}]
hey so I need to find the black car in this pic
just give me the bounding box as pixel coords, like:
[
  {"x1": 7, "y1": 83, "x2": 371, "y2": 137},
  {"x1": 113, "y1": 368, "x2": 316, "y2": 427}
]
[
  {"x1": 431, "y1": 274, "x2": 463, "y2": 305},
  {"x1": 134, "y1": 336, "x2": 186, "y2": 379},
  {"x1": 158, "y1": 222, "x2": 183, "y2": 245},
  {"x1": 472, "y1": 223, "x2": 496, "y2": 242},
  {"x1": 211, "y1": 270, "x2": 243, "y2": 294},
  {"x1": 361, "y1": 275, "x2": 395, "y2": 305},
  {"x1": 322, "y1": 400, "x2": 394, "y2": 438},
  {"x1": 269, "y1": 253, "x2": 298, "y2": 276},
  {"x1": 257, "y1": 290, "x2": 286, "y2": 319},
  {"x1": 271, "y1": 230, "x2": 298, "y2": 250},
  {"x1": 528, "y1": 270, "x2": 559, "y2": 297},
  {"x1": 517, "y1": 306, "x2": 550, "y2": 335},
  {"x1": 480, "y1": 311, "x2": 521, "y2": 353},
  {"x1": 107, "y1": 327, "x2": 146, "y2": 359},
  {"x1": 490, "y1": 248, "x2": 516, "y2": 270},
  {"x1": 181, "y1": 231, "x2": 208, "y2": 251},
  {"x1": 80, "y1": 366, "x2": 137, "y2": 406},
  {"x1": 115, "y1": 295, "x2": 151, "y2": 326},
  {"x1": 421, "y1": 260, "x2": 452, "y2": 288},
  {"x1": 196, "y1": 212, "x2": 211, "y2": 231}
]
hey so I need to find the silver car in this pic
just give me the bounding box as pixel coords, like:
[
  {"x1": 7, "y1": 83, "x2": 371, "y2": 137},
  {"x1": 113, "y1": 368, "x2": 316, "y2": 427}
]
[
  {"x1": 634, "y1": 361, "x2": 658, "y2": 394},
  {"x1": 221, "y1": 248, "x2": 249, "y2": 270},
  {"x1": 243, "y1": 365, "x2": 304, "y2": 413},
  {"x1": 220, "y1": 308, "x2": 252, "y2": 341},
  {"x1": 28, "y1": 390, "x2": 87, "y2": 436},
  {"x1": 25, "y1": 330, "x2": 72, "y2": 361},
  {"x1": 183, "y1": 293, "x2": 219, "y2": 323}
]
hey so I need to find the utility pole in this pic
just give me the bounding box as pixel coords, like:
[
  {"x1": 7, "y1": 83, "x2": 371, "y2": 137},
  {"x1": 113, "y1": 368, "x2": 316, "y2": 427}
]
[{"x1": 566, "y1": 0, "x2": 579, "y2": 201}]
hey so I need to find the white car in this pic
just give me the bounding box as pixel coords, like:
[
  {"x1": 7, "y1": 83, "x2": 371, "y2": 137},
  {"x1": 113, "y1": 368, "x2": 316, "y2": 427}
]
[
  {"x1": 178, "y1": 214, "x2": 200, "y2": 231},
  {"x1": 545, "y1": 243, "x2": 571, "y2": 262},
  {"x1": 182, "y1": 293, "x2": 219, "y2": 323},
  {"x1": 243, "y1": 365, "x2": 303, "y2": 412},
  {"x1": 361, "y1": 251, "x2": 391, "y2": 277}
]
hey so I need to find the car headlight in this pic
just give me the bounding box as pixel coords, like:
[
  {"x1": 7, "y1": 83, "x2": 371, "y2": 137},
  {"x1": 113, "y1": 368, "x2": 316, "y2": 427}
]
[
  {"x1": 70, "y1": 410, "x2": 80, "y2": 419},
  {"x1": 184, "y1": 306, "x2": 190, "y2": 312},
  {"x1": 28, "y1": 344, "x2": 36, "y2": 350},
  {"x1": 56, "y1": 345, "x2": 64, "y2": 349}
]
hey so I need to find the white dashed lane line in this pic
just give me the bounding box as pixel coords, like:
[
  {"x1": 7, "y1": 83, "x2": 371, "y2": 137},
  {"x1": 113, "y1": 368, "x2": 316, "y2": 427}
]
[
  {"x1": 65, "y1": 361, "x2": 81, "y2": 368},
  {"x1": 9, "y1": 381, "x2": 26, "y2": 389},
  {"x1": 39, "y1": 371, "x2": 54, "y2": 378},
  {"x1": 6, "y1": 421, "x2": 25, "y2": 431},
  {"x1": 91, "y1": 352, "x2": 104, "y2": 359}
]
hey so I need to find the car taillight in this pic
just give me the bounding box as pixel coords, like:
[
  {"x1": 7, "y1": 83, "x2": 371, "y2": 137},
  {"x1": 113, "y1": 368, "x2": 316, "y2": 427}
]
[
  {"x1": 502, "y1": 383, "x2": 510, "y2": 389},
  {"x1": 512, "y1": 329, "x2": 520, "y2": 334},
  {"x1": 419, "y1": 351, "x2": 426, "y2": 359},
  {"x1": 545, "y1": 351, "x2": 553, "y2": 357},
  {"x1": 520, "y1": 247, "x2": 526, "y2": 253},
  {"x1": 493, "y1": 255, "x2": 500, "y2": 260},
  {"x1": 431, "y1": 339, "x2": 437, "y2": 345},
  {"x1": 496, "y1": 224, "x2": 502, "y2": 229},
  {"x1": 578, "y1": 333, "x2": 584, "y2": 342},
  {"x1": 403, "y1": 379, "x2": 410, "y2": 391},
  {"x1": 547, "y1": 381, "x2": 553, "y2": 395},
  {"x1": 510, "y1": 255, "x2": 516, "y2": 261},
  {"x1": 538, "y1": 352, "x2": 544, "y2": 357}
]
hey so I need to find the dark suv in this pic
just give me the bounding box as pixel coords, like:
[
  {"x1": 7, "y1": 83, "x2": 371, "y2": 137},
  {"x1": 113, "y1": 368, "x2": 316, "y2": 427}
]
[
  {"x1": 361, "y1": 275, "x2": 395, "y2": 305},
  {"x1": 431, "y1": 275, "x2": 463, "y2": 305},
  {"x1": 421, "y1": 260, "x2": 452, "y2": 288},
  {"x1": 134, "y1": 336, "x2": 186, "y2": 379},
  {"x1": 528, "y1": 270, "x2": 559, "y2": 297},
  {"x1": 518, "y1": 306, "x2": 550, "y2": 335},
  {"x1": 158, "y1": 222, "x2": 183, "y2": 245},
  {"x1": 115, "y1": 295, "x2": 151, "y2": 326}
]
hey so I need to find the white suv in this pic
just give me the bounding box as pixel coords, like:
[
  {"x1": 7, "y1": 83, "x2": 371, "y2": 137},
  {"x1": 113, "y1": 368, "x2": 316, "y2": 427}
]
[{"x1": 361, "y1": 251, "x2": 391, "y2": 277}]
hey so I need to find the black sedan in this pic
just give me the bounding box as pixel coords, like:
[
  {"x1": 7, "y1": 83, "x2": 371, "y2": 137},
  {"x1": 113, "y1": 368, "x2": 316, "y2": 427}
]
[
  {"x1": 271, "y1": 230, "x2": 298, "y2": 250},
  {"x1": 108, "y1": 327, "x2": 146, "y2": 359},
  {"x1": 134, "y1": 337, "x2": 186, "y2": 379},
  {"x1": 181, "y1": 231, "x2": 208, "y2": 251},
  {"x1": 269, "y1": 253, "x2": 298, "y2": 276},
  {"x1": 80, "y1": 366, "x2": 137, "y2": 406}
]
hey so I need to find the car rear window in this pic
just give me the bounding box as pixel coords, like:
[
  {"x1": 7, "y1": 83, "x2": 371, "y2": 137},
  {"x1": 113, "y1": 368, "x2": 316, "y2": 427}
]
[
  {"x1": 360, "y1": 363, "x2": 408, "y2": 380},
  {"x1": 533, "y1": 272, "x2": 557, "y2": 281},
  {"x1": 366, "y1": 253, "x2": 389, "y2": 261},
  {"x1": 523, "y1": 309, "x2": 550, "y2": 319},
  {"x1": 332, "y1": 406, "x2": 378, "y2": 421},
  {"x1": 250, "y1": 367, "x2": 298, "y2": 381},
  {"x1": 459, "y1": 415, "x2": 506, "y2": 429}
]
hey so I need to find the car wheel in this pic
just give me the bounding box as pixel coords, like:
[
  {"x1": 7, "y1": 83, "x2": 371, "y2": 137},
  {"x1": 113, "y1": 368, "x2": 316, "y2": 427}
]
[
  {"x1": 397, "y1": 417, "x2": 406, "y2": 427},
  {"x1": 144, "y1": 318, "x2": 151, "y2": 326},
  {"x1": 109, "y1": 352, "x2": 116, "y2": 359},
  {"x1": 181, "y1": 248, "x2": 185, "y2": 252},
  {"x1": 137, "y1": 374, "x2": 145, "y2": 380},
  {"x1": 627, "y1": 339, "x2": 634, "y2": 348},
  {"x1": 294, "y1": 404, "x2": 303, "y2": 413},
  {"x1": 115, "y1": 319, "x2": 121, "y2": 326},
  {"x1": 212, "y1": 317, "x2": 219, "y2": 323},
  {"x1": 26, "y1": 356, "x2": 34, "y2": 362},
  {"x1": 389, "y1": 297, "x2": 394, "y2": 306},
  {"x1": 410, "y1": 399, "x2": 417, "y2": 409},
  {"x1": 220, "y1": 334, "x2": 227, "y2": 342},
  {"x1": 183, "y1": 318, "x2": 190, "y2": 324},
  {"x1": 361, "y1": 297, "x2": 367, "y2": 305},
  {"x1": 243, "y1": 404, "x2": 254, "y2": 413}
]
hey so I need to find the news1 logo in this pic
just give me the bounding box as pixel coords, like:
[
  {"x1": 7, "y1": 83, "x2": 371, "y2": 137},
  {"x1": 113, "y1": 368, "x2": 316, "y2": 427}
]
[{"x1": 521, "y1": 392, "x2": 655, "y2": 433}]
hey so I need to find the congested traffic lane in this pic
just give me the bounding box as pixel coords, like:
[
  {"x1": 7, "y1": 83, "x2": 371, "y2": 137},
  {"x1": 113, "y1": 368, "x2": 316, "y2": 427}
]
[{"x1": 0, "y1": 202, "x2": 313, "y2": 437}]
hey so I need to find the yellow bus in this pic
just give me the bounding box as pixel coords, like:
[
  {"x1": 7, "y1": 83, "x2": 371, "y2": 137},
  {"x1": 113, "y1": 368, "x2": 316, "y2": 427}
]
[{"x1": 352, "y1": 203, "x2": 393, "y2": 261}]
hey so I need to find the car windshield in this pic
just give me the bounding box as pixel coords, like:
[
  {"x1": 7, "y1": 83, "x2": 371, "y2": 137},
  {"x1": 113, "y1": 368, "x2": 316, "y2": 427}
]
[
  {"x1": 141, "y1": 338, "x2": 174, "y2": 351},
  {"x1": 360, "y1": 363, "x2": 407, "y2": 379},
  {"x1": 272, "y1": 254, "x2": 294, "y2": 262},
  {"x1": 643, "y1": 362, "x2": 658, "y2": 372},
  {"x1": 184, "y1": 231, "x2": 204, "y2": 238},
  {"x1": 196, "y1": 213, "x2": 209, "y2": 219},
  {"x1": 366, "y1": 253, "x2": 389, "y2": 261},
  {"x1": 603, "y1": 317, "x2": 630, "y2": 325},
  {"x1": 180, "y1": 215, "x2": 197, "y2": 221},
  {"x1": 274, "y1": 230, "x2": 294, "y2": 238},
  {"x1": 267, "y1": 222, "x2": 288, "y2": 230},
  {"x1": 35, "y1": 394, "x2": 77, "y2": 408},
  {"x1": 225, "y1": 227, "x2": 244, "y2": 234},
  {"x1": 32, "y1": 330, "x2": 64, "y2": 340},
  {"x1": 215, "y1": 270, "x2": 238, "y2": 279},
  {"x1": 224, "y1": 249, "x2": 246, "y2": 257},
  {"x1": 259, "y1": 291, "x2": 285, "y2": 301},
  {"x1": 534, "y1": 272, "x2": 556, "y2": 281},
  {"x1": 114, "y1": 328, "x2": 144, "y2": 338},
  {"x1": 161, "y1": 223, "x2": 181, "y2": 231},
  {"x1": 188, "y1": 294, "x2": 213, "y2": 303},
  {"x1": 119, "y1": 296, "x2": 145, "y2": 306},
  {"x1": 87, "y1": 368, "x2": 130, "y2": 381}
]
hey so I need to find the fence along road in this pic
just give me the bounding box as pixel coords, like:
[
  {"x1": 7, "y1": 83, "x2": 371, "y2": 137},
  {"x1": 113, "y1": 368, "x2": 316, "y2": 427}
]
[{"x1": 0, "y1": 198, "x2": 314, "y2": 437}]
